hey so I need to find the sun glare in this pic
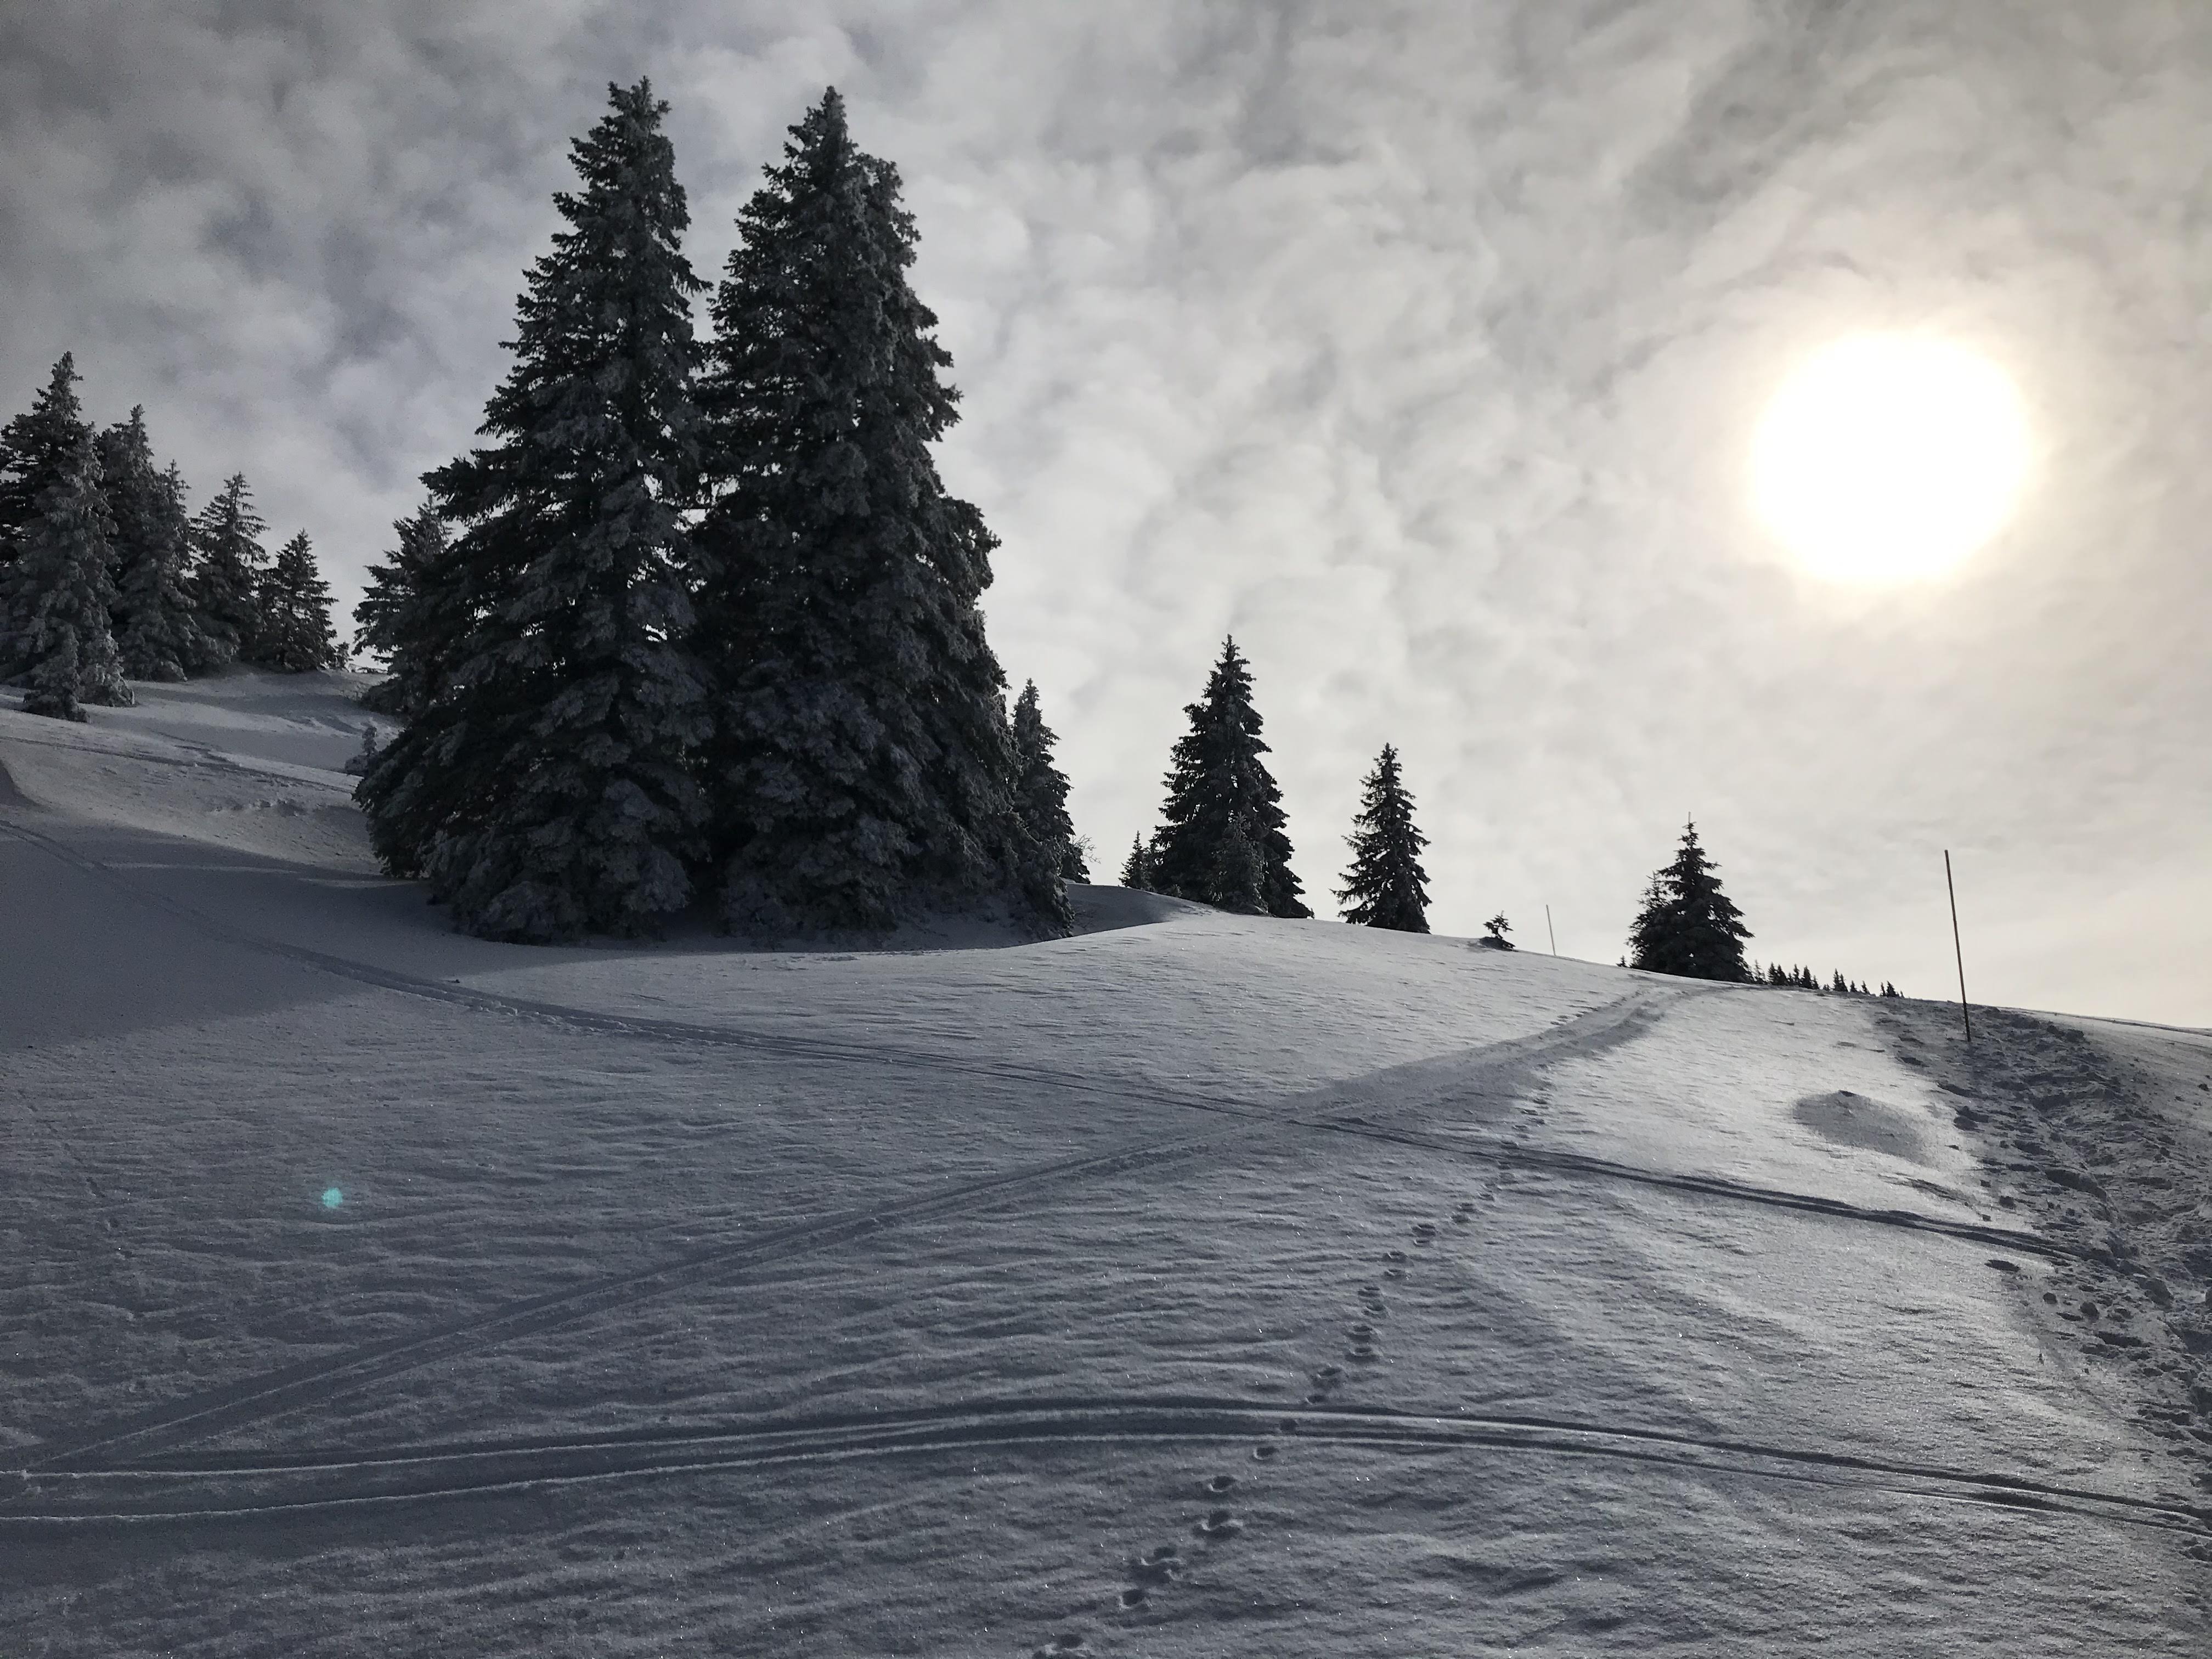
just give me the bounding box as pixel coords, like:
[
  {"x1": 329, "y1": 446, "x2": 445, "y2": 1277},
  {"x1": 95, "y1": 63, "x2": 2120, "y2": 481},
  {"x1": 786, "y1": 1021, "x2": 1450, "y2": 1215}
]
[{"x1": 1750, "y1": 335, "x2": 2029, "y2": 584}]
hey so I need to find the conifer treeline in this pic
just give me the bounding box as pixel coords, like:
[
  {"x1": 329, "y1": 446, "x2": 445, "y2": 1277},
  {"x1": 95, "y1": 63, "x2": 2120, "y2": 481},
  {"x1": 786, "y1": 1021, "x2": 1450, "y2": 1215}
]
[
  {"x1": 0, "y1": 355, "x2": 342, "y2": 719},
  {"x1": 354, "y1": 82, "x2": 1080, "y2": 945}
]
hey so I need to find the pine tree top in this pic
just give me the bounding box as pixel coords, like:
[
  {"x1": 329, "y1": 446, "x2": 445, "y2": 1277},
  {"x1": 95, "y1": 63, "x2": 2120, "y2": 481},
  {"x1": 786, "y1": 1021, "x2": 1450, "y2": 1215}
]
[
  {"x1": 1, "y1": 354, "x2": 92, "y2": 536},
  {"x1": 441, "y1": 78, "x2": 704, "y2": 525}
]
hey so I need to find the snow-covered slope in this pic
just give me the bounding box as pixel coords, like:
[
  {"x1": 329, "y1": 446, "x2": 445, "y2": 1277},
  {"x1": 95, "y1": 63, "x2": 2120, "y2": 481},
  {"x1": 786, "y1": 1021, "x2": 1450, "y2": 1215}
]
[{"x1": 1, "y1": 675, "x2": 2205, "y2": 1656}]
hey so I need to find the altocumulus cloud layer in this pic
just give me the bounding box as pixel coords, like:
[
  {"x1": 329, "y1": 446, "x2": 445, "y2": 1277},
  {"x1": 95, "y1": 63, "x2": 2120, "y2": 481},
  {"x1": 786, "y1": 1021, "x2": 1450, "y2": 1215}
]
[{"x1": 4, "y1": 1, "x2": 2209, "y2": 1021}]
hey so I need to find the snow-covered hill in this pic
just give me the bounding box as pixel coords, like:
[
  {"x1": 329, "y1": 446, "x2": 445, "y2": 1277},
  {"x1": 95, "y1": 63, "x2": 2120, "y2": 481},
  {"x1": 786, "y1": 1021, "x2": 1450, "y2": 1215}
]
[{"x1": 1, "y1": 673, "x2": 2205, "y2": 1656}]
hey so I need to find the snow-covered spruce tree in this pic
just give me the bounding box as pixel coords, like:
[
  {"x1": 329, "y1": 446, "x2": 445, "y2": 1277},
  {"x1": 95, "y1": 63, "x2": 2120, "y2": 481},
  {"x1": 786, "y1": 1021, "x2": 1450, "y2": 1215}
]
[
  {"x1": 191, "y1": 473, "x2": 269, "y2": 668},
  {"x1": 353, "y1": 506, "x2": 460, "y2": 718},
  {"x1": 1012, "y1": 680, "x2": 1088, "y2": 881},
  {"x1": 100, "y1": 413, "x2": 215, "y2": 681},
  {"x1": 1146, "y1": 637, "x2": 1308, "y2": 918},
  {"x1": 695, "y1": 87, "x2": 1058, "y2": 937},
  {"x1": 1120, "y1": 836, "x2": 1152, "y2": 890},
  {"x1": 357, "y1": 79, "x2": 710, "y2": 942},
  {"x1": 252, "y1": 531, "x2": 343, "y2": 671},
  {"x1": 4, "y1": 429, "x2": 132, "y2": 716},
  {"x1": 1627, "y1": 819, "x2": 1752, "y2": 981},
  {"x1": 0, "y1": 355, "x2": 92, "y2": 582},
  {"x1": 1336, "y1": 742, "x2": 1431, "y2": 933}
]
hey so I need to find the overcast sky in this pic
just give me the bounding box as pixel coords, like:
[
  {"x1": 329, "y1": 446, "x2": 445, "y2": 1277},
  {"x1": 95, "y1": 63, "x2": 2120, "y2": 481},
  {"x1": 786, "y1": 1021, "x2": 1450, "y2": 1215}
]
[{"x1": 5, "y1": 2, "x2": 2207, "y2": 1023}]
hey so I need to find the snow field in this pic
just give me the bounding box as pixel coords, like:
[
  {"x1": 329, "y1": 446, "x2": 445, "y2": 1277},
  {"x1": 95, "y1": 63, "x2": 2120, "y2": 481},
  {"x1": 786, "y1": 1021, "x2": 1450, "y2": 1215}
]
[{"x1": 1, "y1": 672, "x2": 2205, "y2": 1655}]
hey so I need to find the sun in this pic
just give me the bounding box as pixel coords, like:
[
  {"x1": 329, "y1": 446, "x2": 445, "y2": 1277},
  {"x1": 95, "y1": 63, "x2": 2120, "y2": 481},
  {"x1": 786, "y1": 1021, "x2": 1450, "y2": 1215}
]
[{"x1": 1749, "y1": 334, "x2": 2029, "y2": 584}]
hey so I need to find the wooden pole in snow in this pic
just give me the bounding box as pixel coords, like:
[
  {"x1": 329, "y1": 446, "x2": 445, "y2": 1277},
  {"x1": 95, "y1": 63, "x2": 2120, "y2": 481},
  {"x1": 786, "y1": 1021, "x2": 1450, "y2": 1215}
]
[
  {"x1": 1944, "y1": 849, "x2": 1972, "y2": 1046},
  {"x1": 1545, "y1": 905, "x2": 1558, "y2": 957}
]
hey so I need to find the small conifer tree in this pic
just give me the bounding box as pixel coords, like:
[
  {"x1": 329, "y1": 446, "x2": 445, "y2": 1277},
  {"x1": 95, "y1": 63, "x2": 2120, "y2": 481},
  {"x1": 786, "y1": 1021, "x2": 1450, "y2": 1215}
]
[
  {"x1": 191, "y1": 473, "x2": 269, "y2": 667},
  {"x1": 1627, "y1": 820, "x2": 1752, "y2": 982},
  {"x1": 1483, "y1": 912, "x2": 1515, "y2": 948},
  {"x1": 251, "y1": 531, "x2": 343, "y2": 671},
  {"x1": 1336, "y1": 743, "x2": 1431, "y2": 933},
  {"x1": 3, "y1": 430, "x2": 132, "y2": 715},
  {"x1": 1011, "y1": 681, "x2": 1088, "y2": 881},
  {"x1": 1121, "y1": 836, "x2": 1152, "y2": 890},
  {"x1": 1147, "y1": 637, "x2": 1308, "y2": 917},
  {"x1": 359, "y1": 80, "x2": 712, "y2": 942}
]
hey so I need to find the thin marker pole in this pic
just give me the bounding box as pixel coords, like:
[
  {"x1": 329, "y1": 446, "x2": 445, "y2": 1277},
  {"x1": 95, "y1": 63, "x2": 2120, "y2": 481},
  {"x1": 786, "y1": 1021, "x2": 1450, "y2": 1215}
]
[
  {"x1": 1545, "y1": 905, "x2": 1558, "y2": 957},
  {"x1": 1944, "y1": 849, "x2": 1972, "y2": 1046}
]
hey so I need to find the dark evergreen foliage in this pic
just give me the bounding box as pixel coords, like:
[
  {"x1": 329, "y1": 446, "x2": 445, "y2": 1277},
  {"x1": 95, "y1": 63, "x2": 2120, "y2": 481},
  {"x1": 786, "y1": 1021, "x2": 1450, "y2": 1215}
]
[
  {"x1": 1121, "y1": 836, "x2": 1152, "y2": 890},
  {"x1": 252, "y1": 531, "x2": 343, "y2": 671},
  {"x1": 1627, "y1": 820, "x2": 1752, "y2": 981},
  {"x1": 100, "y1": 413, "x2": 214, "y2": 682},
  {"x1": 0, "y1": 355, "x2": 92, "y2": 575},
  {"x1": 1011, "y1": 680, "x2": 1087, "y2": 881},
  {"x1": 353, "y1": 506, "x2": 462, "y2": 718},
  {"x1": 191, "y1": 473, "x2": 269, "y2": 667},
  {"x1": 1146, "y1": 637, "x2": 1308, "y2": 918},
  {"x1": 358, "y1": 80, "x2": 712, "y2": 943},
  {"x1": 4, "y1": 429, "x2": 132, "y2": 715},
  {"x1": 1336, "y1": 743, "x2": 1430, "y2": 933},
  {"x1": 695, "y1": 87, "x2": 1050, "y2": 936},
  {"x1": 1483, "y1": 912, "x2": 1515, "y2": 948}
]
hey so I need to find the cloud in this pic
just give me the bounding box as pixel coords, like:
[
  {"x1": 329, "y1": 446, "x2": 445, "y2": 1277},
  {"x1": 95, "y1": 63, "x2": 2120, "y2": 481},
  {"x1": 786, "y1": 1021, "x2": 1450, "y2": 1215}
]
[{"x1": 4, "y1": 0, "x2": 2208, "y2": 1018}]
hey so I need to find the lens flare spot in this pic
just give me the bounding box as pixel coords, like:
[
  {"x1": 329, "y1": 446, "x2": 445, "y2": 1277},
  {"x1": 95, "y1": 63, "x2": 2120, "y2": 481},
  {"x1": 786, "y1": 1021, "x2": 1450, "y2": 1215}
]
[{"x1": 321, "y1": 1187, "x2": 345, "y2": 1209}]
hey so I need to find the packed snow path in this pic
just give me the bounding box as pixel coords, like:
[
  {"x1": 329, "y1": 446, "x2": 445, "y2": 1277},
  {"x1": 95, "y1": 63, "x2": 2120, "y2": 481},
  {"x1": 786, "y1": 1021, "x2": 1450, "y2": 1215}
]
[{"x1": 1, "y1": 676, "x2": 2206, "y2": 1656}]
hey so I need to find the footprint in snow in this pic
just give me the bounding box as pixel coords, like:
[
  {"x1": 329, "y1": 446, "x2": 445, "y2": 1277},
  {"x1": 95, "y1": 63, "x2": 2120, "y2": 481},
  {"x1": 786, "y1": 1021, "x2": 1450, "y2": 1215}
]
[
  {"x1": 1194, "y1": 1508, "x2": 1243, "y2": 1541},
  {"x1": 1252, "y1": 1442, "x2": 1278, "y2": 1461},
  {"x1": 1129, "y1": 1545, "x2": 1180, "y2": 1583},
  {"x1": 1381, "y1": 1267, "x2": 1405, "y2": 1281},
  {"x1": 1030, "y1": 1637, "x2": 1086, "y2": 1657},
  {"x1": 1204, "y1": 1474, "x2": 1237, "y2": 1495}
]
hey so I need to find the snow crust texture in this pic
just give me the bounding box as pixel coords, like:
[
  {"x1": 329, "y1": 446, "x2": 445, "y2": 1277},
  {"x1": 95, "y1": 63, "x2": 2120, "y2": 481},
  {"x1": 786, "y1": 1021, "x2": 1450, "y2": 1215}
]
[{"x1": 1, "y1": 674, "x2": 2206, "y2": 1655}]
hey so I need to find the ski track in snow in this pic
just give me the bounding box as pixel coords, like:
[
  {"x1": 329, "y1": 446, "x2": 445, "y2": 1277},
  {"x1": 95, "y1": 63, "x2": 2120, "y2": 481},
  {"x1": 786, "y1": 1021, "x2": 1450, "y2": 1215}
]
[
  {"x1": 17, "y1": 967, "x2": 1660, "y2": 1473},
  {"x1": 8, "y1": 1399, "x2": 2204, "y2": 1536}
]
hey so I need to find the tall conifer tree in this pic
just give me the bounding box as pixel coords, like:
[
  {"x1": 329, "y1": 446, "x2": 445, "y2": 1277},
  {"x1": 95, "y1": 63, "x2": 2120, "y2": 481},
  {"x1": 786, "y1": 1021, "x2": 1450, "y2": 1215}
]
[
  {"x1": 1012, "y1": 680, "x2": 1087, "y2": 881},
  {"x1": 357, "y1": 80, "x2": 709, "y2": 943},
  {"x1": 252, "y1": 531, "x2": 342, "y2": 670},
  {"x1": 695, "y1": 87, "x2": 1047, "y2": 935},
  {"x1": 1336, "y1": 743, "x2": 1431, "y2": 932},
  {"x1": 0, "y1": 356, "x2": 92, "y2": 577},
  {"x1": 1147, "y1": 637, "x2": 1308, "y2": 917},
  {"x1": 1628, "y1": 820, "x2": 1752, "y2": 981},
  {"x1": 191, "y1": 473, "x2": 269, "y2": 667},
  {"x1": 353, "y1": 505, "x2": 460, "y2": 718},
  {"x1": 100, "y1": 414, "x2": 215, "y2": 681},
  {"x1": 3, "y1": 430, "x2": 132, "y2": 716}
]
